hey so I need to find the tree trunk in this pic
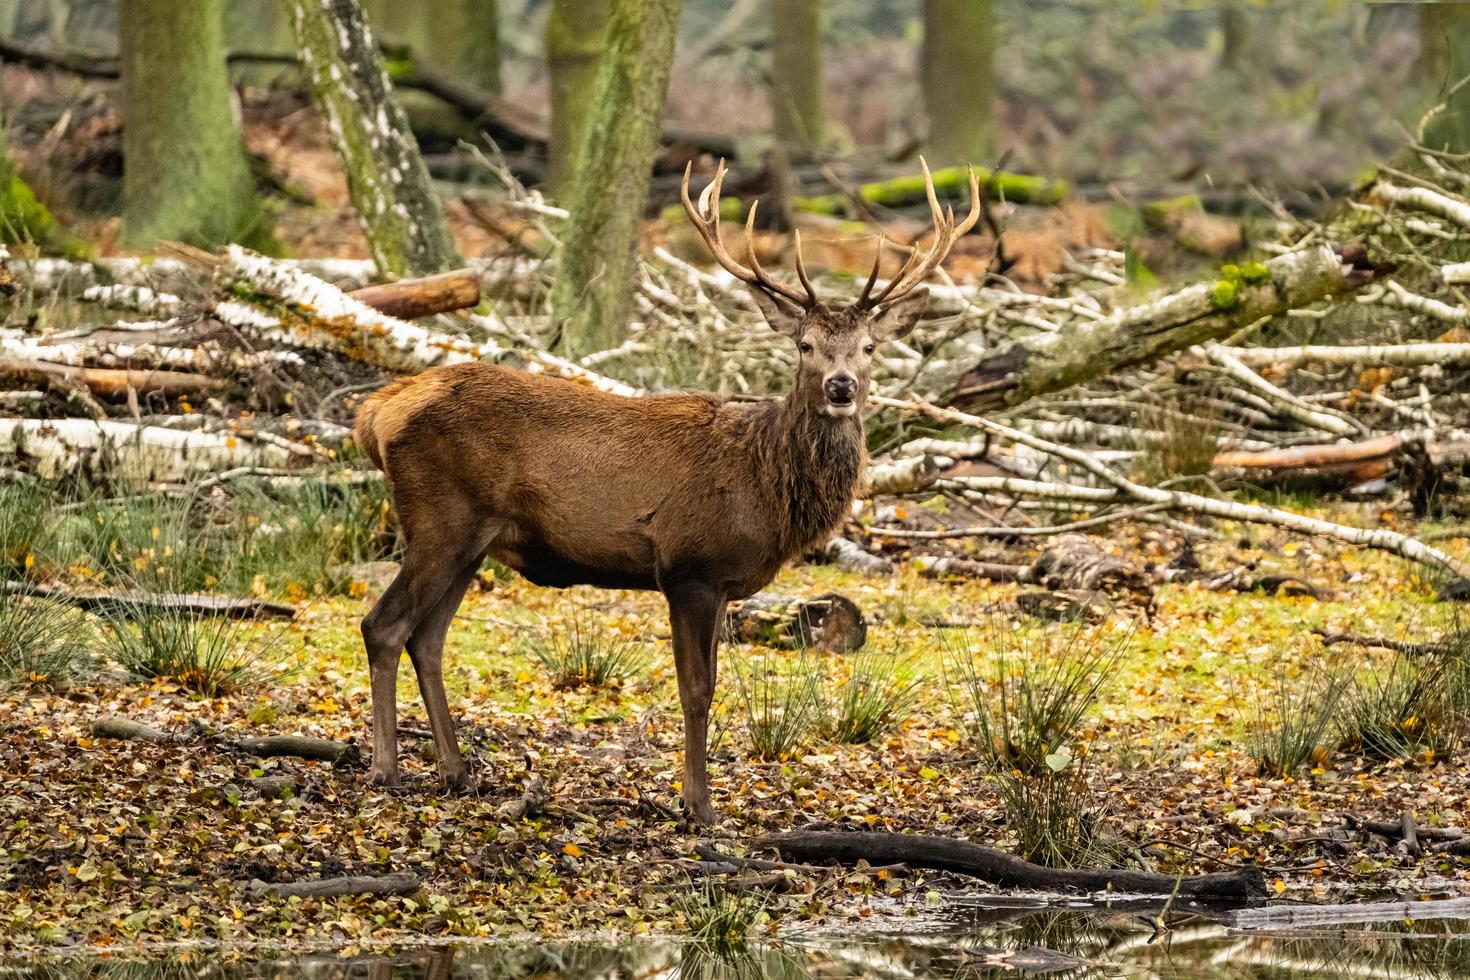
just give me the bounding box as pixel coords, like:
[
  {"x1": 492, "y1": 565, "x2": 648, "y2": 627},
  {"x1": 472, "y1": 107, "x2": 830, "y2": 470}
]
[
  {"x1": 118, "y1": 0, "x2": 269, "y2": 249},
  {"x1": 1420, "y1": 5, "x2": 1470, "y2": 151},
  {"x1": 550, "y1": 0, "x2": 682, "y2": 357},
  {"x1": 418, "y1": 0, "x2": 502, "y2": 95},
  {"x1": 944, "y1": 245, "x2": 1378, "y2": 412},
  {"x1": 286, "y1": 0, "x2": 460, "y2": 278},
  {"x1": 770, "y1": 0, "x2": 823, "y2": 159},
  {"x1": 921, "y1": 0, "x2": 995, "y2": 166},
  {"x1": 546, "y1": 0, "x2": 612, "y2": 200}
]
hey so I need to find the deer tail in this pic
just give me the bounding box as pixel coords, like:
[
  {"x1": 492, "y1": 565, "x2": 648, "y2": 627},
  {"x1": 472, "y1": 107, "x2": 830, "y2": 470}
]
[{"x1": 353, "y1": 376, "x2": 419, "y2": 471}]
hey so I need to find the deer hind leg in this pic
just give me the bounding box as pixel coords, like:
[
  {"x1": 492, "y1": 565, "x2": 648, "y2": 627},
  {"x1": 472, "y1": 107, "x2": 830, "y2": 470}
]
[
  {"x1": 361, "y1": 514, "x2": 490, "y2": 788},
  {"x1": 667, "y1": 586, "x2": 727, "y2": 825},
  {"x1": 405, "y1": 555, "x2": 485, "y2": 791}
]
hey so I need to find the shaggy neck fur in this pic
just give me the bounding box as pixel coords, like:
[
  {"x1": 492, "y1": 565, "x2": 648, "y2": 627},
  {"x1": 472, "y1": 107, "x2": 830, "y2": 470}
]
[{"x1": 739, "y1": 381, "x2": 865, "y2": 559}]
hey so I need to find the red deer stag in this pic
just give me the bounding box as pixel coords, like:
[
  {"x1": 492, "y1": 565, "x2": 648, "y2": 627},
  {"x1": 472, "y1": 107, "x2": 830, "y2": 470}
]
[{"x1": 354, "y1": 160, "x2": 979, "y2": 823}]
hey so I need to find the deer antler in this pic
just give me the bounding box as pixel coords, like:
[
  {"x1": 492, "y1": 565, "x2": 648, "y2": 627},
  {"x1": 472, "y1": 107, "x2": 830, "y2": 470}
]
[
  {"x1": 855, "y1": 159, "x2": 981, "y2": 311},
  {"x1": 681, "y1": 161, "x2": 821, "y2": 311}
]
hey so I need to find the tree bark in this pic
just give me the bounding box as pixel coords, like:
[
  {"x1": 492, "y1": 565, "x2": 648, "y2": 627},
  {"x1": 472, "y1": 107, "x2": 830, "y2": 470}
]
[
  {"x1": 550, "y1": 0, "x2": 682, "y2": 357},
  {"x1": 118, "y1": 0, "x2": 269, "y2": 250},
  {"x1": 285, "y1": 0, "x2": 460, "y2": 278},
  {"x1": 345, "y1": 268, "x2": 481, "y2": 319},
  {"x1": 726, "y1": 592, "x2": 867, "y2": 653},
  {"x1": 921, "y1": 0, "x2": 995, "y2": 166},
  {"x1": 546, "y1": 0, "x2": 612, "y2": 200},
  {"x1": 770, "y1": 0, "x2": 823, "y2": 158},
  {"x1": 425, "y1": 0, "x2": 501, "y2": 96},
  {"x1": 945, "y1": 245, "x2": 1378, "y2": 412}
]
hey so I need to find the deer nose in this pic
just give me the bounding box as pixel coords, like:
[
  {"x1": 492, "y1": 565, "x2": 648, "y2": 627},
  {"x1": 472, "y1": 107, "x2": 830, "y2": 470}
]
[{"x1": 824, "y1": 374, "x2": 857, "y2": 404}]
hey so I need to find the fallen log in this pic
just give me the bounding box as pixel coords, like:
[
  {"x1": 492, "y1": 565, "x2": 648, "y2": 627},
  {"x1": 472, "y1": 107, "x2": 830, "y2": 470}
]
[
  {"x1": 1227, "y1": 342, "x2": 1470, "y2": 369},
  {"x1": 0, "y1": 418, "x2": 294, "y2": 482},
  {"x1": 726, "y1": 592, "x2": 867, "y2": 653},
  {"x1": 944, "y1": 245, "x2": 1379, "y2": 412},
  {"x1": 346, "y1": 268, "x2": 481, "y2": 320},
  {"x1": 246, "y1": 872, "x2": 420, "y2": 899},
  {"x1": 0, "y1": 357, "x2": 224, "y2": 400},
  {"x1": 821, "y1": 537, "x2": 894, "y2": 576},
  {"x1": 1212, "y1": 435, "x2": 1404, "y2": 488},
  {"x1": 915, "y1": 556, "x2": 1030, "y2": 582},
  {"x1": 758, "y1": 831, "x2": 1266, "y2": 902},
  {"x1": 212, "y1": 246, "x2": 639, "y2": 396},
  {"x1": 496, "y1": 778, "x2": 549, "y2": 822},
  {"x1": 1, "y1": 582, "x2": 296, "y2": 621},
  {"x1": 91, "y1": 716, "x2": 177, "y2": 744},
  {"x1": 233, "y1": 735, "x2": 358, "y2": 764},
  {"x1": 1312, "y1": 628, "x2": 1455, "y2": 657}
]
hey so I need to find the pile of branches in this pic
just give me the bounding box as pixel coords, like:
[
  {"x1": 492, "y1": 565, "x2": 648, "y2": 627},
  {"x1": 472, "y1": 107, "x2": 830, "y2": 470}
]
[{"x1": 1, "y1": 145, "x2": 1468, "y2": 594}]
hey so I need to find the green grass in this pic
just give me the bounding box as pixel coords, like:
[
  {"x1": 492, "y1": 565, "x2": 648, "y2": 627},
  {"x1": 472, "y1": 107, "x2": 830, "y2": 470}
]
[
  {"x1": 946, "y1": 619, "x2": 1125, "y2": 774},
  {"x1": 0, "y1": 481, "x2": 49, "y2": 579},
  {"x1": 1337, "y1": 652, "x2": 1456, "y2": 760},
  {"x1": 525, "y1": 612, "x2": 651, "y2": 689},
  {"x1": 728, "y1": 647, "x2": 820, "y2": 761},
  {"x1": 0, "y1": 593, "x2": 89, "y2": 688},
  {"x1": 1248, "y1": 659, "x2": 1353, "y2": 776},
  {"x1": 819, "y1": 648, "x2": 923, "y2": 744}
]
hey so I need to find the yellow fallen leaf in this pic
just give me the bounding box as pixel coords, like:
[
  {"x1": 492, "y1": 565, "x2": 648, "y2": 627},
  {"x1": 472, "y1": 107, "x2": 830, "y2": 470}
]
[{"x1": 563, "y1": 842, "x2": 583, "y2": 858}]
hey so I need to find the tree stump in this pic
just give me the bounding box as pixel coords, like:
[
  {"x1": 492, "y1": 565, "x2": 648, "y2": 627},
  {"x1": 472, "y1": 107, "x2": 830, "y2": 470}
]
[{"x1": 726, "y1": 592, "x2": 867, "y2": 653}]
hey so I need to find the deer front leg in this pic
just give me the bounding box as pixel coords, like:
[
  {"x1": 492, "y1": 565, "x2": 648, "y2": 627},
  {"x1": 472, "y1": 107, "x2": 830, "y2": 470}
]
[
  {"x1": 667, "y1": 586, "x2": 726, "y2": 825},
  {"x1": 405, "y1": 559, "x2": 482, "y2": 791}
]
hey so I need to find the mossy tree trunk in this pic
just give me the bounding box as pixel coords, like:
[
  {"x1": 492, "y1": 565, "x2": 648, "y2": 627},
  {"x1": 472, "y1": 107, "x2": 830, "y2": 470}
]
[
  {"x1": 416, "y1": 0, "x2": 502, "y2": 95},
  {"x1": 118, "y1": 0, "x2": 270, "y2": 249},
  {"x1": 1420, "y1": 6, "x2": 1470, "y2": 151},
  {"x1": 1220, "y1": 3, "x2": 1250, "y2": 72},
  {"x1": 287, "y1": 0, "x2": 460, "y2": 278},
  {"x1": 770, "y1": 0, "x2": 823, "y2": 159},
  {"x1": 921, "y1": 0, "x2": 995, "y2": 167},
  {"x1": 550, "y1": 0, "x2": 682, "y2": 357},
  {"x1": 546, "y1": 0, "x2": 612, "y2": 200}
]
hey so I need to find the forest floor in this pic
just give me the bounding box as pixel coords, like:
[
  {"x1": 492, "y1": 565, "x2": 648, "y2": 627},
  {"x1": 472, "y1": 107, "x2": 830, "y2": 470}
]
[{"x1": 2, "y1": 507, "x2": 1468, "y2": 955}]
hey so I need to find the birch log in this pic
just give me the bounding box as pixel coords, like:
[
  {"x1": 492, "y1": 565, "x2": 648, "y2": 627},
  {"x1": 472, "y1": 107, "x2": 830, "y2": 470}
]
[
  {"x1": 214, "y1": 246, "x2": 640, "y2": 396},
  {"x1": 0, "y1": 418, "x2": 293, "y2": 482},
  {"x1": 945, "y1": 244, "x2": 1378, "y2": 412}
]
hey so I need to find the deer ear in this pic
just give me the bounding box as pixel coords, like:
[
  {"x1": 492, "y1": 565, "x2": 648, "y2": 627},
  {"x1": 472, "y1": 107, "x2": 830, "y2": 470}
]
[
  {"x1": 870, "y1": 288, "x2": 929, "y2": 342},
  {"x1": 746, "y1": 285, "x2": 805, "y2": 339}
]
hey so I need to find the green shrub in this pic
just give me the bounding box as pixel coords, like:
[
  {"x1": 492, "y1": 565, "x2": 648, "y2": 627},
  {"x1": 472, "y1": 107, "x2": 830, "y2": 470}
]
[
  {"x1": 98, "y1": 604, "x2": 286, "y2": 696},
  {"x1": 0, "y1": 481, "x2": 49, "y2": 578},
  {"x1": 1338, "y1": 652, "x2": 1455, "y2": 760},
  {"x1": 49, "y1": 494, "x2": 216, "y2": 591}
]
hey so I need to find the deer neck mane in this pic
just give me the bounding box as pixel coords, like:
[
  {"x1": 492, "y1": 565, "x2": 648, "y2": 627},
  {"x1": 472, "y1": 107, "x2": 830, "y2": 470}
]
[{"x1": 741, "y1": 392, "x2": 865, "y2": 558}]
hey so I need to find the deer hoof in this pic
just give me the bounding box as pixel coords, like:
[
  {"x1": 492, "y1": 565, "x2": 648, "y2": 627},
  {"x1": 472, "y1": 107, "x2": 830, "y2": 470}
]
[
  {"x1": 686, "y1": 799, "x2": 719, "y2": 826},
  {"x1": 366, "y1": 768, "x2": 404, "y2": 790},
  {"x1": 443, "y1": 768, "x2": 472, "y2": 793}
]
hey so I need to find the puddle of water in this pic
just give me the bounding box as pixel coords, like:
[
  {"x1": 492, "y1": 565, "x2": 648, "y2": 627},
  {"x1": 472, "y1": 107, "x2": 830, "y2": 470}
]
[{"x1": 10, "y1": 903, "x2": 1470, "y2": 979}]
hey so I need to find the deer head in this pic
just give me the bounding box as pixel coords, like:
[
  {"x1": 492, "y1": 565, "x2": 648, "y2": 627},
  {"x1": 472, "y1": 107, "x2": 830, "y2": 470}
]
[{"x1": 682, "y1": 159, "x2": 980, "y2": 417}]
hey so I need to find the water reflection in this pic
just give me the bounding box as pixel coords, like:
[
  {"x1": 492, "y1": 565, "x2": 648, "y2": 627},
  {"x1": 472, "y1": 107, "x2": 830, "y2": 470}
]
[{"x1": 12, "y1": 906, "x2": 1470, "y2": 979}]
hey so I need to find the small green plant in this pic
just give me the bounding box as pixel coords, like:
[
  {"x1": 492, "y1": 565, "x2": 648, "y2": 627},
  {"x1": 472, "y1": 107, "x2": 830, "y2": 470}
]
[
  {"x1": 820, "y1": 648, "x2": 923, "y2": 744},
  {"x1": 674, "y1": 878, "x2": 768, "y2": 964},
  {"x1": 946, "y1": 619, "x2": 1124, "y2": 774},
  {"x1": 0, "y1": 593, "x2": 89, "y2": 688},
  {"x1": 1338, "y1": 652, "x2": 1455, "y2": 760},
  {"x1": 50, "y1": 494, "x2": 216, "y2": 591},
  {"x1": 729, "y1": 648, "x2": 819, "y2": 761},
  {"x1": 1248, "y1": 660, "x2": 1353, "y2": 777},
  {"x1": 527, "y1": 613, "x2": 650, "y2": 689},
  {"x1": 98, "y1": 604, "x2": 285, "y2": 696},
  {"x1": 989, "y1": 749, "x2": 1111, "y2": 868},
  {"x1": 0, "y1": 481, "x2": 49, "y2": 578}
]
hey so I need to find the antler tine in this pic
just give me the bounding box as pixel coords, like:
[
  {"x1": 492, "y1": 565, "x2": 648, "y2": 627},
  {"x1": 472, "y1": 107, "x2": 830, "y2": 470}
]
[
  {"x1": 742, "y1": 203, "x2": 812, "y2": 308},
  {"x1": 861, "y1": 159, "x2": 978, "y2": 309},
  {"x1": 792, "y1": 230, "x2": 820, "y2": 307},
  {"x1": 856, "y1": 234, "x2": 886, "y2": 306}
]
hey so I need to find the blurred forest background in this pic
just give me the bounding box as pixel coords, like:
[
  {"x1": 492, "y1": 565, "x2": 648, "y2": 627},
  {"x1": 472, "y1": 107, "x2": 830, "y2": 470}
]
[{"x1": 1, "y1": 0, "x2": 1465, "y2": 254}]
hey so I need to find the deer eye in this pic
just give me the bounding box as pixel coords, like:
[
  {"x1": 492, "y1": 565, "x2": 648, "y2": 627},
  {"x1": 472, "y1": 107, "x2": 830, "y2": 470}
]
[
  {"x1": 798, "y1": 341, "x2": 813, "y2": 355},
  {"x1": 863, "y1": 343, "x2": 876, "y2": 355}
]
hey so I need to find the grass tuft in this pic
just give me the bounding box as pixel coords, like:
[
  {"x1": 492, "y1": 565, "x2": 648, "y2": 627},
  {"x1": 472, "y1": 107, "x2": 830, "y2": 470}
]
[
  {"x1": 0, "y1": 481, "x2": 49, "y2": 579},
  {"x1": 0, "y1": 593, "x2": 89, "y2": 689},
  {"x1": 674, "y1": 878, "x2": 769, "y2": 965},
  {"x1": 729, "y1": 647, "x2": 820, "y2": 761},
  {"x1": 946, "y1": 619, "x2": 1126, "y2": 867},
  {"x1": 527, "y1": 613, "x2": 650, "y2": 689},
  {"x1": 1248, "y1": 659, "x2": 1353, "y2": 777},
  {"x1": 820, "y1": 648, "x2": 923, "y2": 744}
]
